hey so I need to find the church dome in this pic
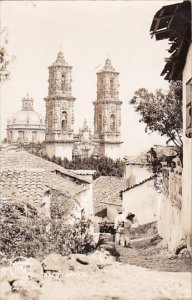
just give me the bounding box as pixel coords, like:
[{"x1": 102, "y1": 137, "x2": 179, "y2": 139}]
[
  {"x1": 8, "y1": 95, "x2": 45, "y2": 127},
  {"x1": 10, "y1": 110, "x2": 44, "y2": 126}
]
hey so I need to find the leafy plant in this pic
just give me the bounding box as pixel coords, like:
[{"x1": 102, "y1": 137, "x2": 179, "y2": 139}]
[{"x1": 130, "y1": 81, "x2": 183, "y2": 160}]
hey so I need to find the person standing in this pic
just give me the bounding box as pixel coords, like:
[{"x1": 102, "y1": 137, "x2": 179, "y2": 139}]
[
  {"x1": 124, "y1": 212, "x2": 138, "y2": 248},
  {"x1": 114, "y1": 210, "x2": 125, "y2": 247}
]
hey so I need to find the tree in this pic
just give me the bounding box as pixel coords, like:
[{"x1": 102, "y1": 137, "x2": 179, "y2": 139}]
[
  {"x1": 0, "y1": 26, "x2": 15, "y2": 82},
  {"x1": 130, "y1": 81, "x2": 183, "y2": 158}
]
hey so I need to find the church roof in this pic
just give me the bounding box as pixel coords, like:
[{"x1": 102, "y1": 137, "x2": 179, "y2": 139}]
[
  {"x1": 50, "y1": 52, "x2": 71, "y2": 67},
  {"x1": 7, "y1": 95, "x2": 45, "y2": 128},
  {"x1": 93, "y1": 176, "x2": 128, "y2": 215},
  {"x1": 8, "y1": 110, "x2": 45, "y2": 127},
  {"x1": 97, "y1": 58, "x2": 119, "y2": 74}
]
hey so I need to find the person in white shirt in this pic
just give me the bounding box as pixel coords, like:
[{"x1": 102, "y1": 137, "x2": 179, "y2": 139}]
[
  {"x1": 114, "y1": 210, "x2": 125, "y2": 246},
  {"x1": 124, "y1": 212, "x2": 138, "y2": 248}
]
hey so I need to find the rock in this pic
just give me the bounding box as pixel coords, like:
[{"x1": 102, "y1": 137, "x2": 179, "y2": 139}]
[
  {"x1": 0, "y1": 281, "x2": 12, "y2": 299},
  {"x1": 168, "y1": 254, "x2": 178, "y2": 260},
  {"x1": 19, "y1": 280, "x2": 41, "y2": 300},
  {"x1": 74, "y1": 254, "x2": 89, "y2": 265},
  {"x1": 0, "y1": 266, "x2": 19, "y2": 283},
  {"x1": 25, "y1": 258, "x2": 43, "y2": 278},
  {"x1": 178, "y1": 248, "x2": 191, "y2": 258},
  {"x1": 175, "y1": 239, "x2": 187, "y2": 255},
  {"x1": 88, "y1": 249, "x2": 115, "y2": 267},
  {"x1": 42, "y1": 254, "x2": 63, "y2": 272},
  {"x1": 99, "y1": 243, "x2": 119, "y2": 257}
]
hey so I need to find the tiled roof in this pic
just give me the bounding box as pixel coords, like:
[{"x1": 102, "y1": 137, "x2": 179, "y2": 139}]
[
  {"x1": 46, "y1": 172, "x2": 86, "y2": 197},
  {"x1": 124, "y1": 145, "x2": 177, "y2": 165},
  {"x1": 0, "y1": 167, "x2": 46, "y2": 205},
  {"x1": 0, "y1": 149, "x2": 91, "y2": 184},
  {"x1": 150, "y1": 1, "x2": 191, "y2": 81},
  {"x1": 0, "y1": 149, "x2": 87, "y2": 204},
  {"x1": 69, "y1": 170, "x2": 96, "y2": 176},
  {"x1": 93, "y1": 176, "x2": 128, "y2": 215}
]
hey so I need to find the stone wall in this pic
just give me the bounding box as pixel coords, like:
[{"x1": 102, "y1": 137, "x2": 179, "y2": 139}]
[
  {"x1": 182, "y1": 43, "x2": 192, "y2": 254},
  {"x1": 158, "y1": 166, "x2": 183, "y2": 252}
]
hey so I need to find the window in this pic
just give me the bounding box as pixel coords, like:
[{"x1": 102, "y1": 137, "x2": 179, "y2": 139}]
[
  {"x1": 110, "y1": 114, "x2": 115, "y2": 131},
  {"x1": 61, "y1": 74, "x2": 65, "y2": 92},
  {"x1": 9, "y1": 131, "x2": 13, "y2": 142},
  {"x1": 186, "y1": 78, "x2": 192, "y2": 138},
  {"x1": 48, "y1": 112, "x2": 53, "y2": 130},
  {"x1": 18, "y1": 131, "x2": 24, "y2": 142},
  {"x1": 32, "y1": 131, "x2": 37, "y2": 142},
  {"x1": 61, "y1": 111, "x2": 67, "y2": 130},
  {"x1": 110, "y1": 79, "x2": 114, "y2": 97},
  {"x1": 98, "y1": 114, "x2": 102, "y2": 132}
]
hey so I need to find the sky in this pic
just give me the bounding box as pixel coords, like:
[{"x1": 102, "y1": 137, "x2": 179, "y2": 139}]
[{"x1": 0, "y1": 0, "x2": 180, "y2": 157}]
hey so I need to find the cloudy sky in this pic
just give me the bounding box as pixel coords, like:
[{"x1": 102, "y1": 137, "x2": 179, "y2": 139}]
[{"x1": 0, "y1": 0, "x2": 180, "y2": 157}]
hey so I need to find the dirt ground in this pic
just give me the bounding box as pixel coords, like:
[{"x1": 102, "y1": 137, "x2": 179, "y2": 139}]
[
  {"x1": 1, "y1": 236, "x2": 191, "y2": 300},
  {"x1": 38, "y1": 237, "x2": 192, "y2": 300},
  {"x1": 39, "y1": 263, "x2": 191, "y2": 300},
  {"x1": 117, "y1": 236, "x2": 192, "y2": 272}
]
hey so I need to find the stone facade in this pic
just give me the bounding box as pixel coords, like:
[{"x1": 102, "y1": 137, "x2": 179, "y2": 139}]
[
  {"x1": 7, "y1": 95, "x2": 45, "y2": 144},
  {"x1": 93, "y1": 58, "x2": 122, "y2": 159},
  {"x1": 45, "y1": 52, "x2": 75, "y2": 160},
  {"x1": 45, "y1": 53, "x2": 123, "y2": 160}
]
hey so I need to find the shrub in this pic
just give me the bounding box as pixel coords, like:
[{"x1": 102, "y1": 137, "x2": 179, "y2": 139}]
[{"x1": 0, "y1": 200, "x2": 95, "y2": 259}]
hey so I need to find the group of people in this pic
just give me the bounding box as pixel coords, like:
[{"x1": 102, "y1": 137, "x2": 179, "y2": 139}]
[{"x1": 114, "y1": 210, "x2": 138, "y2": 248}]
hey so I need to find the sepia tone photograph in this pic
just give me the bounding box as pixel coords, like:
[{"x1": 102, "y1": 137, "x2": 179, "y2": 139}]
[{"x1": 0, "y1": 1, "x2": 191, "y2": 299}]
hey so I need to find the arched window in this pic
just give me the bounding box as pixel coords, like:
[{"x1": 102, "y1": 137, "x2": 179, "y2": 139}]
[
  {"x1": 98, "y1": 114, "x2": 102, "y2": 132},
  {"x1": 61, "y1": 111, "x2": 67, "y2": 130},
  {"x1": 9, "y1": 131, "x2": 13, "y2": 142},
  {"x1": 48, "y1": 112, "x2": 53, "y2": 130},
  {"x1": 110, "y1": 79, "x2": 114, "y2": 97},
  {"x1": 61, "y1": 74, "x2": 65, "y2": 92},
  {"x1": 110, "y1": 114, "x2": 115, "y2": 131}
]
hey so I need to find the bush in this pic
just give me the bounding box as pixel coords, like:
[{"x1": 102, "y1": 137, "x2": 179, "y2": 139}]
[{"x1": 0, "y1": 201, "x2": 95, "y2": 259}]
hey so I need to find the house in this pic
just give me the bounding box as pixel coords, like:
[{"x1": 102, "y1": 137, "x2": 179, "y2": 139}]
[
  {"x1": 150, "y1": 0, "x2": 192, "y2": 253},
  {"x1": 93, "y1": 176, "x2": 128, "y2": 230},
  {"x1": 122, "y1": 154, "x2": 159, "y2": 225},
  {"x1": 120, "y1": 176, "x2": 159, "y2": 225},
  {"x1": 0, "y1": 146, "x2": 94, "y2": 224}
]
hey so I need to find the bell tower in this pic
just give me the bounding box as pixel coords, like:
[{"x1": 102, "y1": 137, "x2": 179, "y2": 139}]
[
  {"x1": 44, "y1": 52, "x2": 75, "y2": 160},
  {"x1": 93, "y1": 58, "x2": 122, "y2": 159}
]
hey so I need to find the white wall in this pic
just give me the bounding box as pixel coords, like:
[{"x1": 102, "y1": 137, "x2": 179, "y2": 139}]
[
  {"x1": 124, "y1": 164, "x2": 152, "y2": 186},
  {"x1": 122, "y1": 180, "x2": 159, "y2": 225},
  {"x1": 77, "y1": 182, "x2": 94, "y2": 233},
  {"x1": 102, "y1": 143, "x2": 121, "y2": 159},
  {"x1": 158, "y1": 193, "x2": 183, "y2": 252},
  {"x1": 182, "y1": 43, "x2": 192, "y2": 253},
  {"x1": 46, "y1": 142, "x2": 73, "y2": 160}
]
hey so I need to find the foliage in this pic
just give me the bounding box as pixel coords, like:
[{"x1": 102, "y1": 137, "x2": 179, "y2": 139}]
[
  {"x1": 0, "y1": 26, "x2": 15, "y2": 82},
  {"x1": 130, "y1": 81, "x2": 183, "y2": 159},
  {"x1": 0, "y1": 200, "x2": 95, "y2": 259},
  {"x1": 51, "y1": 155, "x2": 124, "y2": 179},
  {"x1": 21, "y1": 144, "x2": 124, "y2": 179}
]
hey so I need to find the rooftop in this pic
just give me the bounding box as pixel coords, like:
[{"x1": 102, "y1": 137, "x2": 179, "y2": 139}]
[
  {"x1": 0, "y1": 167, "x2": 46, "y2": 205},
  {"x1": 150, "y1": 0, "x2": 191, "y2": 80},
  {"x1": 0, "y1": 149, "x2": 88, "y2": 205},
  {"x1": 93, "y1": 176, "x2": 128, "y2": 215}
]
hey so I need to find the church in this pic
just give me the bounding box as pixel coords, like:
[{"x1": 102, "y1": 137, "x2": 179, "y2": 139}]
[
  {"x1": 6, "y1": 52, "x2": 123, "y2": 160},
  {"x1": 45, "y1": 52, "x2": 123, "y2": 160},
  {"x1": 7, "y1": 94, "x2": 45, "y2": 144}
]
